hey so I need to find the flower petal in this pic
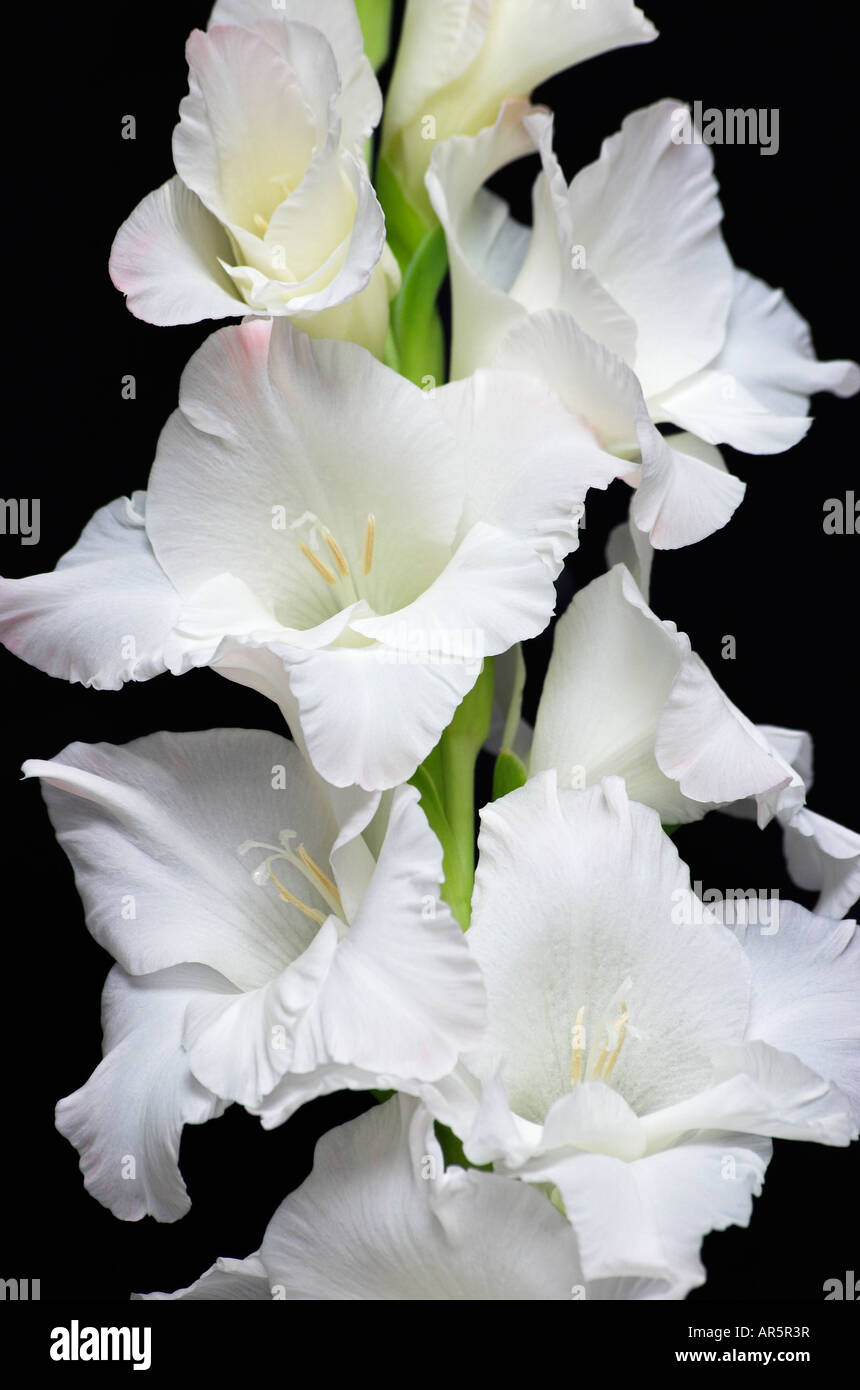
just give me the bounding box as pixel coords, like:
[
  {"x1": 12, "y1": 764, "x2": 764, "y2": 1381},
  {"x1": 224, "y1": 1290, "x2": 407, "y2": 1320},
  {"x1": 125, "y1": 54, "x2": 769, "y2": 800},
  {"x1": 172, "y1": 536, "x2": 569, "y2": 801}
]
[
  {"x1": 136, "y1": 1254, "x2": 270, "y2": 1301},
  {"x1": 566, "y1": 99, "x2": 734, "y2": 398},
  {"x1": 109, "y1": 177, "x2": 243, "y2": 325},
  {"x1": 55, "y1": 965, "x2": 225, "y2": 1222},
  {"x1": 0, "y1": 494, "x2": 180, "y2": 689},
  {"x1": 728, "y1": 899, "x2": 860, "y2": 1125},
  {"x1": 260, "y1": 1094, "x2": 587, "y2": 1299},
  {"x1": 654, "y1": 269, "x2": 860, "y2": 451},
  {"x1": 23, "y1": 729, "x2": 341, "y2": 987}
]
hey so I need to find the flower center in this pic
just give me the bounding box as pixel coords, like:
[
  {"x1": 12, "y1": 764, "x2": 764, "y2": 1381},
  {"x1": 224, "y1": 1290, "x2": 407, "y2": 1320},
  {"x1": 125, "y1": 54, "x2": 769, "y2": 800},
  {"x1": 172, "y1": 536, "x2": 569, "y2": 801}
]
[
  {"x1": 253, "y1": 172, "x2": 296, "y2": 235},
  {"x1": 291, "y1": 510, "x2": 376, "y2": 605},
  {"x1": 569, "y1": 983, "x2": 632, "y2": 1088},
  {"x1": 239, "y1": 830, "x2": 343, "y2": 928}
]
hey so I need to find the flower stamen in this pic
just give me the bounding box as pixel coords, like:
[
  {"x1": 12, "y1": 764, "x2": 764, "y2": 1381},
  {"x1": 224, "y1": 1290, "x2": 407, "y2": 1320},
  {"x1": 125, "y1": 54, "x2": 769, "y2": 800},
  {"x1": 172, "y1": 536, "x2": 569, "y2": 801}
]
[
  {"x1": 323, "y1": 528, "x2": 350, "y2": 578},
  {"x1": 299, "y1": 542, "x2": 337, "y2": 585},
  {"x1": 570, "y1": 1006, "x2": 586, "y2": 1086},
  {"x1": 267, "y1": 867, "x2": 326, "y2": 924},
  {"x1": 363, "y1": 513, "x2": 376, "y2": 575}
]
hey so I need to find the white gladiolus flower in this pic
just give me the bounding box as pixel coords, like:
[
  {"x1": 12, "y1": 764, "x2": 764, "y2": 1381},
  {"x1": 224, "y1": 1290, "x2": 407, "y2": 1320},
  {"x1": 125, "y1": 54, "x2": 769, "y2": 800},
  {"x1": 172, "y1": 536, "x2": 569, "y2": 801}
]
[
  {"x1": 136, "y1": 1095, "x2": 677, "y2": 1300},
  {"x1": 0, "y1": 319, "x2": 618, "y2": 791},
  {"x1": 427, "y1": 99, "x2": 860, "y2": 546},
  {"x1": 525, "y1": 564, "x2": 805, "y2": 827},
  {"x1": 24, "y1": 729, "x2": 486, "y2": 1221},
  {"x1": 382, "y1": 0, "x2": 656, "y2": 216},
  {"x1": 109, "y1": 5, "x2": 399, "y2": 350},
  {"x1": 421, "y1": 776, "x2": 859, "y2": 1293}
]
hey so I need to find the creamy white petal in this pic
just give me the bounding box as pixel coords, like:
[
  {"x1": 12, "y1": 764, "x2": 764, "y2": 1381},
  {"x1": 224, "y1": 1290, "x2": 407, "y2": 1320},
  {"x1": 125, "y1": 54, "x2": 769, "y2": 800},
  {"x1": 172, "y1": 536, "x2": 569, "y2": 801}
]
[
  {"x1": 428, "y1": 103, "x2": 637, "y2": 379},
  {"x1": 173, "y1": 23, "x2": 325, "y2": 230},
  {"x1": 55, "y1": 965, "x2": 226, "y2": 1222},
  {"x1": 654, "y1": 269, "x2": 860, "y2": 451},
  {"x1": 566, "y1": 99, "x2": 734, "y2": 398},
  {"x1": 261, "y1": 1095, "x2": 588, "y2": 1299},
  {"x1": 284, "y1": 639, "x2": 479, "y2": 790},
  {"x1": 530, "y1": 566, "x2": 790, "y2": 822},
  {"x1": 384, "y1": 0, "x2": 656, "y2": 163},
  {"x1": 146, "y1": 319, "x2": 463, "y2": 623},
  {"x1": 727, "y1": 899, "x2": 860, "y2": 1125},
  {"x1": 435, "y1": 365, "x2": 619, "y2": 570},
  {"x1": 491, "y1": 309, "x2": 744, "y2": 548},
  {"x1": 782, "y1": 807, "x2": 860, "y2": 920},
  {"x1": 109, "y1": 177, "x2": 243, "y2": 325},
  {"x1": 0, "y1": 494, "x2": 180, "y2": 690},
  {"x1": 208, "y1": 0, "x2": 382, "y2": 145},
  {"x1": 543, "y1": 1136, "x2": 769, "y2": 1289},
  {"x1": 183, "y1": 787, "x2": 485, "y2": 1099},
  {"x1": 23, "y1": 730, "x2": 340, "y2": 987},
  {"x1": 468, "y1": 775, "x2": 750, "y2": 1123}
]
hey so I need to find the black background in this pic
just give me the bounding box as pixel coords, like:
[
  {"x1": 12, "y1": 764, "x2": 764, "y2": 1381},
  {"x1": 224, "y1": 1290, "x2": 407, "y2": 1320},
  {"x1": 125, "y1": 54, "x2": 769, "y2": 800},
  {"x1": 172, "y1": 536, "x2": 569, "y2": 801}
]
[{"x1": 2, "y1": 0, "x2": 857, "y2": 1306}]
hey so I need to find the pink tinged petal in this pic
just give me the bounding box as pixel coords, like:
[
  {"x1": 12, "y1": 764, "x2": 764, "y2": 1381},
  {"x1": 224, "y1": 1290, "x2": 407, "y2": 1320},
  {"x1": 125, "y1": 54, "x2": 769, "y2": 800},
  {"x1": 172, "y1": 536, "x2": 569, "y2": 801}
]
[
  {"x1": 0, "y1": 494, "x2": 181, "y2": 689},
  {"x1": 146, "y1": 319, "x2": 464, "y2": 620},
  {"x1": 566, "y1": 99, "x2": 735, "y2": 398},
  {"x1": 109, "y1": 177, "x2": 243, "y2": 325},
  {"x1": 135, "y1": 1254, "x2": 270, "y2": 1301},
  {"x1": 55, "y1": 965, "x2": 226, "y2": 1222},
  {"x1": 23, "y1": 729, "x2": 337, "y2": 986}
]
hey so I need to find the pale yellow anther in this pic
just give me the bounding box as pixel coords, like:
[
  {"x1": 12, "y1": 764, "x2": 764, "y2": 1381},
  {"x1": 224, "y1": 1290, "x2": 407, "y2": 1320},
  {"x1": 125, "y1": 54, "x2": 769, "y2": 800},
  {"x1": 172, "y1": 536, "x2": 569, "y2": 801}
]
[
  {"x1": 253, "y1": 213, "x2": 269, "y2": 234},
  {"x1": 268, "y1": 868, "x2": 326, "y2": 925},
  {"x1": 363, "y1": 513, "x2": 376, "y2": 575},
  {"x1": 300, "y1": 542, "x2": 337, "y2": 585},
  {"x1": 601, "y1": 1002, "x2": 628, "y2": 1082},
  {"x1": 570, "y1": 1006, "x2": 586, "y2": 1086},
  {"x1": 323, "y1": 529, "x2": 350, "y2": 578},
  {"x1": 296, "y1": 843, "x2": 343, "y2": 914}
]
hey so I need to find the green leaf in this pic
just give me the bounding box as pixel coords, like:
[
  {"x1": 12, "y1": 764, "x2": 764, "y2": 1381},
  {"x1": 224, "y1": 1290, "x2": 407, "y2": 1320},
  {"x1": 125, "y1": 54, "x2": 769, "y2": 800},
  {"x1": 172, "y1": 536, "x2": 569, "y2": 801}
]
[
  {"x1": 492, "y1": 748, "x2": 528, "y2": 801},
  {"x1": 662, "y1": 823, "x2": 680, "y2": 836},
  {"x1": 355, "y1": 0, "x2": 393, "y2": 71},
  {"x1": 409, "y1": 760, "x2": 470, "y2": 930}
]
